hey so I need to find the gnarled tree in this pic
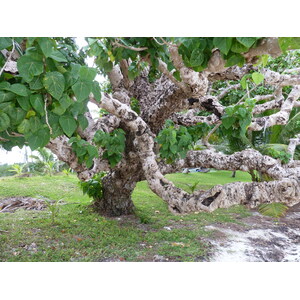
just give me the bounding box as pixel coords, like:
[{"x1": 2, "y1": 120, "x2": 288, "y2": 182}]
[{"x1": 1, "y1": 37, "x2": 300, "y2": 216}]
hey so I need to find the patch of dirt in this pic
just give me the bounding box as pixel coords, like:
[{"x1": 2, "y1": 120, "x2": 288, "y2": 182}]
[
  {"x1": 204, "y1": 204, "x2": 300, "y2": 262},
  {"x1": 0, "y1": 197, "x2": 47, "y2": 213}
]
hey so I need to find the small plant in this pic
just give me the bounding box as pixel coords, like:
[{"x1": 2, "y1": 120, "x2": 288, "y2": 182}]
[
  {"x1": 93, "y1": 129, "x2": 126, "y2": 167},
  {"x1": 44, "y1": 161, "x2": 56, "y2": 176},
  {"x1": 79, "y1": 172, "x2": 107, "y2": 199},
  {"x1": 62, "y1": 168, "x2": 72, "y2": 176},
  {"x1": 8, "y1": 164, "x2": 25, "y2": 176},
  {"x1": 258, "y1": 202, "x2": 289, "y2": 221},
  {"x1": 41, "y1": 197, "x2": 62, "y2": 225},
  {"x1": 183, "y1": 180, "x2": 201, "y2": 193},
  {"x1": 265, "y1": 148, "x2": 292, "y2": 164}
]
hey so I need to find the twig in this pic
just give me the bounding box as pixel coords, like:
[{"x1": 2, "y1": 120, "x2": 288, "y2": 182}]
[
  {"x1": 283, "y1": 67, "x2": 300, "y2": 74},
  {"x1": 0, "y1": 39, "x2": 15, "y2": 77},
  {"x1": 113, "y1": 40, "x2": 148, "y2": 52},
  {"x1": 217, "y1": 84, "x2": 240, "y2": 100},
  {"x1": 236, "y1": 85, "x2": 257, "y2": 105},
  {"x1": 44, "y1": 95, "x2": 53, "y2": 135},
  {"x1": 5, "y1": 130, "x2": 23, "y2": 137},
  {"x1": 157, "y1": 59, "x2": 185, "y2": 90},
  {"x1": 153, "y1": 37, "x2": 165, "y2": 46},
  {"x1": 202, "y1": 121, "x2": 222, "y2": 148}
]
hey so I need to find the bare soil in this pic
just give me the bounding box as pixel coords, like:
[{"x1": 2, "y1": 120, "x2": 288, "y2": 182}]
[{"x1": 205, "y1": 203, "x2": 300, "y2": 262}]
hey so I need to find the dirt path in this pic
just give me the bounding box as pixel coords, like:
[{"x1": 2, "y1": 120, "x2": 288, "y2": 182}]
[{"x1": 205, "y1": 204, "x2": 300, "y2": 262}]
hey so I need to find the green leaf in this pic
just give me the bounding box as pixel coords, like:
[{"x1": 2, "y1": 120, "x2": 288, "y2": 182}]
[
  {"x1": 70, "y1": 63, "x2": 81, "y2": 79},
  {"x1": 79, "y1": 66, "x2": 97, "y2": 81},
  {"x1": 92, "y1": 82, "x2": 101, "y2": 102},
  {"x1": 37, "y1": 37, "x2": 54, "y2": 57},
  {"x1": 87, "y1": 145, "x2": 98, "y2": 158},
  {"x1": 29, "y1": 116, "x2": 41, "y2": 132},
  {"x1": 238, "y1": 107, "x2": 247, "y2": 118},
  {"x1": 58, "y1": 94, "x2": 73, "y2": 109},
  {"x1": 51, "y1": 102, "x2": 66, "y2": 115},
  {"x1": 213, "y1": 37, "x2": 233, "y2": 55},
  {"x1": 17, "y1": 55, "x2": 44, "y2": 82},
  {"x1": 0, "y1": 112, "x2": 10, "y2": 131},
  {"x1": 72, "y1": 80, "x2": 92, "y2": 102},
  {"x1": 26, "y1": 127, "x2": 50, "y2": 150},
  {"x1": 225, "y1": 54, "x2": 245, "y2": 67},
  {"x1": 261, "y1": 55, "x2": 269, "y2": 67},
  {"x1": 17, "y1": 119, "x2": 31, "y2": 134},
  {"x1": 59, "y1": 115, "x2": 77, "y2": 137},
  {"x1": 26, "y1": 38, "x2": 36, "y2": 47},
  {"x1": 29, "y1": 76, "x2": 44, "y2": 90},
  {"x1": 252, "y1": 72, "x2": 264, "y2": 85},
  {"x1": 240, "y1": 75, "x2": 248, "y2": 89},
  {"x1": 236, "y1": 37, "x2": 257, "y2": 48},
  {"x1": 43, "y1": 71, "x2": 65, "y2": 99},
  {"x1": 0, "y1": 82, "x2": 11, "y2": 90},
  {"x1": 9, "y1": 84, "x2": 30, "y2": 97},
  {"x1": 0, "y1": 91, "x2": 15, "y2": 103},
  {"x1": 0, "y1": 102, "x2": 12, "y2": 112},
  {"x1": 77, "y1": 114, "x2": 89, "y2": 130},
  {"x1": 49, "y1": 50, "x2": 68, "y2": 62},
  {"x1": 8, "y1": 107, "x2": 26, "y2": 125},
  {"x1": 222, "y1": 116, "x2": 236, "y2": 129},
  {"x1": 30, "y1": 94, "x2": 45, "y2": 115},
  {"x1": 16, "y1": 96, "x2": 31, "y2": 111},
  {"x1": 190, "y1": 48, "x2": 204, "y2": 67},
  {"x1": 278, "y1": 37, "x2": 300, "y2": 52},
  {"x1": 26, "y1": 110, "x2": 36, "y2": 118},
  {"x1": 231, "y1": 39, "x2": 249, "y2": 53},
  {"x1": 0, "y1": 38, "x2": 13, "y2": 50}
]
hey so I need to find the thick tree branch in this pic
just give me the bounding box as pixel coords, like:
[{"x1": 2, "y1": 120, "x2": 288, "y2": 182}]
[{"x1": 249, "y1": 85, "x2": 300, "y2": 131}]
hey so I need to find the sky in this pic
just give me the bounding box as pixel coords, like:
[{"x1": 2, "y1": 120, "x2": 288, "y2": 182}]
[{"x1": 0, "y1": 37, "x2": 102, "y2": 165}]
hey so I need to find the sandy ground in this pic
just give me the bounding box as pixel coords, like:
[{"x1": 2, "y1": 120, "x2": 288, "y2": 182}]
[{"x1": 205, "y1": 204, "x2": 300, "y2": 262}]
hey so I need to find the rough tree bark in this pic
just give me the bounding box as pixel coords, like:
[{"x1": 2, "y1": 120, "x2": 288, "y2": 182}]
[{"x1": 42, "y1": 37, "x2": 300, "y2": 216}]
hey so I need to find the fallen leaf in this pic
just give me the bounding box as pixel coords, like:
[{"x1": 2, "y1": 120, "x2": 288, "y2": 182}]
[{"x1": 171, "y1": 242, "x2": 185, "y2": 247}]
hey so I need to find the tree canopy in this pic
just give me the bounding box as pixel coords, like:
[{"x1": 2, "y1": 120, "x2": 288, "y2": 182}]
[{"x1": 1, "y1": 37, "x2": 300, "y2": 216}]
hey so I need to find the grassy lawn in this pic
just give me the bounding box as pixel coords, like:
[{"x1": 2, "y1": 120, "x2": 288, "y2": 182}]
[{"x1": 0, "y1": 171, "x2": 251, "y2": 262}]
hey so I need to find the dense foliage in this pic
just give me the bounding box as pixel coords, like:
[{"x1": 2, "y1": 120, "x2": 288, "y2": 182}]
[{"x1": 1, "y1": 37, "x2": 300, "y2": 183}]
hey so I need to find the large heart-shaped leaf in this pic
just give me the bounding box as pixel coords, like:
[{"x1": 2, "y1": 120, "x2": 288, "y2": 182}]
[
  {"x1": 0, "y1": 91, "x2": 15, "y2": 103},
  {"x1": 30, "y1": 94, "x2": 45, "y2": 116},
  {"x1": 213, "y1": 37, "x2": 233, "y2": 55},
  {"x1": 43, "y1": 71, "x2": 65, "y2": 100},
  {"x1": 72, "y1": 80, "x2": 92, "y2": 102},
  {"x1": 7, "y1": 107, "x2": 26, "y2": 126},
  {"x1": 37, "y1": 37, "x2": 54, "y2": 57},
  {"x1": 252, "y1": 72, "x2": 264, "y2": 85},
  {"x1": 17, "y1": 119, "x2": 31, "y2": 134},
  {"x1": 0, "y1": 112, "x2": 10, "y2": 132},
  {"x1": 50, "y1": 50, "x2": 67, "y2": 62},
  {"x1": 236, "y1": 37, "x2": 257, "y2": 48},
  {"x1": 79, "y1": 66, "x2": 97, "y2": 81},
  {"x1": 17, "y1": 55, "x2": 44, "y2": 82},
  {"x1": 59, "y1": 115, "x2": 77, "y2": 137},
  {"x1": 26, "y1": 127, "x2": 50, "y2": 150},
  {"x1": 9, "y1": 84, "x2": 30, "y2": 97}
]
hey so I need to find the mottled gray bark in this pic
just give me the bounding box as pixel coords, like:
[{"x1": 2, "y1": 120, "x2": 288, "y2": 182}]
[{"x1": 43, "y1": 39, "x2": 300, "y2": 216}]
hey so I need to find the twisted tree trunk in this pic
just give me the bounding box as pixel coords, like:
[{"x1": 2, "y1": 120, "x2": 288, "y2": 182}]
[{"x1": 94, "y1": 167, "x2": 139, "y2": 216}]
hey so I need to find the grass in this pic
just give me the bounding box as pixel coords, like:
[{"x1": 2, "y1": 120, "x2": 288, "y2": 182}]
[{"x1": 0, "y1": 170, "x2": 252, "y2": 262}]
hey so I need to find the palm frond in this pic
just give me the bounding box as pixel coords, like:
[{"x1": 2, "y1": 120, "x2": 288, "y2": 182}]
[{"x1": 258, "y1": 202, "x2": 288, "y2": 219}]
